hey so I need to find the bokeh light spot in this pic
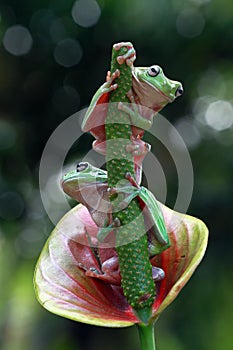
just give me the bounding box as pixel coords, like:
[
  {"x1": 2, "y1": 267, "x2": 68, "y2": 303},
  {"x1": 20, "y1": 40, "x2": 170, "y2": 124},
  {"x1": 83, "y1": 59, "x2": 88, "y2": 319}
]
[
  {"x1": 30, "y1": 9, "x2": 55, "y2": 34},
  {"x1": 205, "y1": 100, "x2": 233, "y2": 131},
  {"x1": 176, "y1": 9, "x2": 205, "y2": 38},
  {"x1": 175, "y1": 119, "x2": 201, "y2": 149},
  {"x1": 0, "y1": 192, "x2": 25, "y2": 220},
  {"x1": 54, "y1": 38, "x2": 83, "y2": 67},
  {"x1": 0, "y1": 120, "x2": 17, "y2": 150},
  {"x1": 192, "y1": 95, "x2": 215, "y2": 125},
  {"x1": 49, "y1": 18, "x2": 67, "y2": 43},
  {"x1": 197, "y1": 69, "x2": 226, "y2": 97},
  {"x1": 71, "y1": 0, "x2": 101, "y2": 28},
  {"x1": 3, "y1": 25, "x2": 33, "y2": 56}
]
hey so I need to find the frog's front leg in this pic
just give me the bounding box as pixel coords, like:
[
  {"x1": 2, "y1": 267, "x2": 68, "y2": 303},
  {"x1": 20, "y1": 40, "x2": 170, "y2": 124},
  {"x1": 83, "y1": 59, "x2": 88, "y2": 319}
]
[
  {"x1": 105, "y1": 69, "x2": 120, "y2": 85},
  {"x1": 113, "y1": 173, "x2": 141, "y2": 210},
  {"x1": 118, "y1": 92, "x2": 153, "y2": 131},
  {"x1": 90, "y1": 69, "x2": 121, "y2": 155},
  {"x1": 102, "y1": 69, "x2": 120, "y2": 93},
  {"x1": 112, "y1": 172, "x2": 170, "y2": 250},
  {"x1": 113, "y1": 42, "x2": 136, "y2": 67}
]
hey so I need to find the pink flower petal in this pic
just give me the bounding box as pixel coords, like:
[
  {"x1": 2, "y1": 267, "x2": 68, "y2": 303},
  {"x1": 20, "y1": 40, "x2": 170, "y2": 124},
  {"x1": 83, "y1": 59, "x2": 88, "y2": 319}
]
[
  {"x1": 151, "y1": 203, "x2": 208, "y2": 320},
  {"x1": 34, "y1": 203, "x2": 208, "y2": 326}
]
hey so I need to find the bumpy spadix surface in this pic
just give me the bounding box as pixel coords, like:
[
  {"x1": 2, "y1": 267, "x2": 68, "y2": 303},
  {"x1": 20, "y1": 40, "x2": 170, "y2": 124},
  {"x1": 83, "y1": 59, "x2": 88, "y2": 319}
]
[{"x1": 34, "y1": 204, "x2": 208, "y2": 327}]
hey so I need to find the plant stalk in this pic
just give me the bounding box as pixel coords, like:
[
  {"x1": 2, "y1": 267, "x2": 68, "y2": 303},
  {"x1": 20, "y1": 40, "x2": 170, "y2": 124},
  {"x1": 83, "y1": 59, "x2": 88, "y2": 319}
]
[
  {"x1": 137, "y1": 323, "x2": 156, "y2": 350},
  {"x1": 105, "y1": 44, "x2": 155, "y2": 318}
]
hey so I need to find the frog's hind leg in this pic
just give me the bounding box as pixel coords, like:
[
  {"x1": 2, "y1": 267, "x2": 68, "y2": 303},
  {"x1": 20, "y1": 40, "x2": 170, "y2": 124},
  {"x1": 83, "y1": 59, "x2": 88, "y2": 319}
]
[{"x1": 126, "y1": 138, "x2": 151, "y2": 184}]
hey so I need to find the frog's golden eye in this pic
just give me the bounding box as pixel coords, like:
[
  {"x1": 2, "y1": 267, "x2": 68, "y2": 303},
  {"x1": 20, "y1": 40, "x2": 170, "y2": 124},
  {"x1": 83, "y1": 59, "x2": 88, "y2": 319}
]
[
  {"x1": 148, "y1": 65, "x2": 160, "y2": 77},
  {"x1": 76, "y1": 162, "x2": 88, "y2": 172}
]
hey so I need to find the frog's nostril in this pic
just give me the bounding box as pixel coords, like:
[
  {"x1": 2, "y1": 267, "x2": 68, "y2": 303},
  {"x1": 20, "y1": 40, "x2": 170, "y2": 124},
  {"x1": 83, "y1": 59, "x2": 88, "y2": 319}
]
[{"x1": 175, "y1": 85, "x2": 184, "y2": 97}]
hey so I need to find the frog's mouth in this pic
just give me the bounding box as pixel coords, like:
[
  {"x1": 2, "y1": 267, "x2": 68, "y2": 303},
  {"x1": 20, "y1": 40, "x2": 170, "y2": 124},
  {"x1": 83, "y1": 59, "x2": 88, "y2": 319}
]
[
  {"x1": 62, "y1": 176, "x2": 106, "y2": 189},
  {"x1": 132, "y1": 68, "x2": 183, "y2": 106},
  {"x1": 132, "y1": 71, "x2": 173, "y2": 110},
  {"x1": 61, "y1": 176, "x2": 108, "y2": 208}
]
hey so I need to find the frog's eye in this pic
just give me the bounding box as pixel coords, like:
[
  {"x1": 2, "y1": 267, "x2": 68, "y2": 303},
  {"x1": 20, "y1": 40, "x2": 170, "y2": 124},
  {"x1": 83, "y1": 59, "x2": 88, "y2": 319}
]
[
  {"x1": 175, "y1": 85, "x2": 184, "y2": 97},
  {"x1": 148, "y1": 65, "x2": 160, "y2": 77},
  {"x1": 76, "y1": 162, "x2": 88, "y2": 172}
]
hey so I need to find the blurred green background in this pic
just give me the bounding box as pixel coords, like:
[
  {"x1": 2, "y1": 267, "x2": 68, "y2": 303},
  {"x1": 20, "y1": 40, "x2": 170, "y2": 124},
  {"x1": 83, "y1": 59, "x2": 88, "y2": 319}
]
[{"x1": 0, "y1": 0, "x2": 233, "y2": 349}]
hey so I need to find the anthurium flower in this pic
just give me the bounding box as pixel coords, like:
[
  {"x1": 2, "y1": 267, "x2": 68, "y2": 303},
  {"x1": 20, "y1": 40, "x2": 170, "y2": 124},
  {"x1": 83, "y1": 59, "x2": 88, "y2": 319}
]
[{"x1": 34, "y1": 203, "x2": 208, "y2": 327}]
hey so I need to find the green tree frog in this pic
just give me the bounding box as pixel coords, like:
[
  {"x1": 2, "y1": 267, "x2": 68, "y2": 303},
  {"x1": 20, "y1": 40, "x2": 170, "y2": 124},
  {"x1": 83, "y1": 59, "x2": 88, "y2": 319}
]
[
  {"x1": 62, "y1": 162, "x2": 170, "y2": 256},
  {"x1": 81, "y1": 42, "x2": 183, "y2": 157},
  {"x1": 62, "y1": 162, "x2": 167, "y2": 285}
]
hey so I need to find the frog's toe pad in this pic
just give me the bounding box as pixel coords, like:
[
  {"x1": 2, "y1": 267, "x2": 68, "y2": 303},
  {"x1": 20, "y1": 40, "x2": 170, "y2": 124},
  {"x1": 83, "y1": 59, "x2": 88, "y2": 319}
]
[{"x1": 152, "y1": 267, "x2": 165, "y2": 282}]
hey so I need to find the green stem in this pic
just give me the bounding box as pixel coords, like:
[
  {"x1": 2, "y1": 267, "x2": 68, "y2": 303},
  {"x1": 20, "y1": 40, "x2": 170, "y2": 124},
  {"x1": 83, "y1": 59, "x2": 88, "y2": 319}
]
[{"x1": 137, "y1": 323, "x2": 156, "y2": 350}]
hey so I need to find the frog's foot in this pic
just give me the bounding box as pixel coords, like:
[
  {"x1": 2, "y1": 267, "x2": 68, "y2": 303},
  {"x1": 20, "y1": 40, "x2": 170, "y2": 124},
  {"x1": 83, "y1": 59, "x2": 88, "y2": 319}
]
[
  {"x1": 118, "y1": 100, "x2": 152, "y2": 131},
  {"x1": 113, "y1": 42, "x2": 136, "y2": 67},
  {"x1": 107, "y1": 186, "x2": 117, "y2": 196},
  {"x1": 83, "y1": 257, "x2": 121, "y2": 285},
  {"x1": 106, "y1": 69, "x2": 120, "y2": 83},
  {"x1": 108, "y1": 177, "x2": 141, "y2": 211},
  {"x1": 101, "y1": 69, "x2": 120, "y2": 94},
  {"x1": 152, "y1": 267, "x2": 165, "y2": 282},
  {"x1": 126, "y1": 138, "x2": 151, "y2": 157},
  {"x1": 126, "y1": 138, "x2": 151, "y2": 184},
  {"x1": 101, "y1": 256, "x2": 121, "y2": 285}
]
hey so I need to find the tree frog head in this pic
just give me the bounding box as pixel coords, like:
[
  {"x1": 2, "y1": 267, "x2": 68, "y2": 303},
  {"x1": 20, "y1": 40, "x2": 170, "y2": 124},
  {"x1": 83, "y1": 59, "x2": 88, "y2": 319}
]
[
  {"x1": 62, "y1": 162, "x2": 107, "y2": 190},
  {"x1": 132, "y1": 65, "x2": 183, "y2": 110}
]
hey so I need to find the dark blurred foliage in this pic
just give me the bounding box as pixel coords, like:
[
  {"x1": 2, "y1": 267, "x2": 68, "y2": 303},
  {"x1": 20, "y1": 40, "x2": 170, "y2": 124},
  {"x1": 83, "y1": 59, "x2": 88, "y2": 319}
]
[{"x1": 0, "y1": 0, "x2": 233, "y2": 349}]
